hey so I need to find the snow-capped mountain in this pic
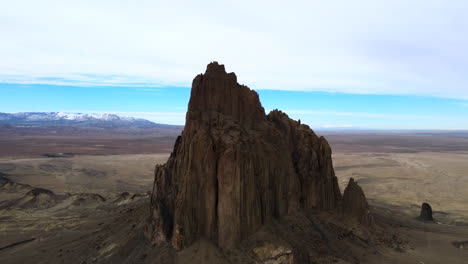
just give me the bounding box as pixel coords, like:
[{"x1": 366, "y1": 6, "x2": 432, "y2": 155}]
[{"x1": 0, "y1": 112, "x2": 173, "y2": 129}]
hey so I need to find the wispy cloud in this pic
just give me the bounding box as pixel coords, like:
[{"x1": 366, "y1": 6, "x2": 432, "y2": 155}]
[
  {"x1": 0, "y1": 74, "x2": 184, "y2": 87},
  {"x1": 1, "y1": 1, "x2": 467, "y2": 99}
]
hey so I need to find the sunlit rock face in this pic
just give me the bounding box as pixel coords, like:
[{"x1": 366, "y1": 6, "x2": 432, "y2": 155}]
[{"x1": 147, "y1": 62, "x2": 343, "y2": 249}]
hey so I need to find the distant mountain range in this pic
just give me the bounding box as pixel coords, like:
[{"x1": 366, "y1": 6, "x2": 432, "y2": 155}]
[{"x1": 0, "y1": 112, "x2": 179, "y2": 129}]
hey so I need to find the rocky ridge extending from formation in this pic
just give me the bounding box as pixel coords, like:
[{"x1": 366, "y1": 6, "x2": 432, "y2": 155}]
[{"x1": 147, "y1": 62, "x2": 370, "y2": 250}]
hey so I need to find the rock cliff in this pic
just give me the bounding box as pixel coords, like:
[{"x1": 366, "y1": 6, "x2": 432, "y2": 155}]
[{"x1": 147, "y1": 62, "x2": 364, "y2": 250}]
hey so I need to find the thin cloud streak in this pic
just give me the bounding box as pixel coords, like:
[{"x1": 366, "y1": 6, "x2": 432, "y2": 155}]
[
  {"x1": 0, "y1": 74, "x2": 186, "y2": 87},
  {"x1": 1, "y1": 1, "x2": 467, "y2": 99},
  {"x1": 282, "y1": 110, "x2": 467, "y2": 121}
]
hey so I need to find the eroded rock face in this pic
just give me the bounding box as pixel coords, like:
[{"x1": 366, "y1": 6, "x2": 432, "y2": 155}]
[
  {"x1": 341, "y1": 178, "x2": 373, "y2": 226},
  {"x1": 147, "y1": 62, "x2": 342, "y2": 249},
  {"x1": 419, "y1": 202, "x2": 433, "y2": 221}
]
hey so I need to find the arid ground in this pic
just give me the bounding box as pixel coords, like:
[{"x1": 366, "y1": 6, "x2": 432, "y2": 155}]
[{"x1": 1, "y1": 128, "x2": 467, "y2": 263}]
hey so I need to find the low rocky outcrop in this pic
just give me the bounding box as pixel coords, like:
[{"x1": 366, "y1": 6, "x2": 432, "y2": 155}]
[
  {"x1": 71, "y1": 193, "x2": 106, "y2": 206},
  {"x1": 113, "y1": 192, "x2": 148, "y2": 205},
  {"x1": 419, "y1": 202, "x2": 433, "y2": 221},
  {"x1": 0, "y1": 173, "x2": 32, "y2": 191},
  {"x1": 0, "y1": 186, "x2": 109, "y2": 210},
  {"x1": 146, "y1": 62, "x2": 369, "y2": 251},
  {"x1": 341, "y1": 178, "x2": 373, "y2": 226},
  {"x1": 0, "y1": 188, "x2": 68, "y2": 210},
  {"x1": 253, "y1": 243, "x2": 294, "y2": 264}
]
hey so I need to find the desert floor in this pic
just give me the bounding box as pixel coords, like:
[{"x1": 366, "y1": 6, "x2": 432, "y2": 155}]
[
  {"x1": 1, "y1": 131, "x2": 468, "y2": 263},
  {"x1": 0, "y1": 154, "x2": 169, "y2": 198}
]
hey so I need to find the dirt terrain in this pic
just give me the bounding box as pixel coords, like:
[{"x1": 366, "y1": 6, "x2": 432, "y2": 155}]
[
  {"x1": 0, "y1": 154, "x2": 169, "y2": 198},
  {"x1": 0, "y1": 125, "x2": 181, "y2": 157},
  {"x1": 1, "y1": 130, "x2": 468, "y2": 263}
]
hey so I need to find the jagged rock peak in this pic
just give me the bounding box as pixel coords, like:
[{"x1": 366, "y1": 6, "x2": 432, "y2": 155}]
[
  {"x1": 341, "y1": 178, "x2": 373, "y2": 226},
  {"x1": 147, "y1": 62, "x2": 343, "y2": 250},
  {"x1": 205, "y1": 61, "x2": 228, "y2": 75},
  {"x1": 187, "y1": 62, "x2": 265, "y2": 127}
]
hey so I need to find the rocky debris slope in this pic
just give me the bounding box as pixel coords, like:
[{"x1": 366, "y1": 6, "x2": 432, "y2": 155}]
[
  {"x1": 147, "y1": 62, "x2": 369, "y2": 251},
  {"x1": 113, "y1": 192, "x2": 148, "y2": 205}
]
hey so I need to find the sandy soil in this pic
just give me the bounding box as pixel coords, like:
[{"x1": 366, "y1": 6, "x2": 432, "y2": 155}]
[
  {"x1": 0, "y1": 154, "x2": 169, "y2": 199},
  {"x1": 0, "y1": 125, "x2": 181, "y2": 157}
]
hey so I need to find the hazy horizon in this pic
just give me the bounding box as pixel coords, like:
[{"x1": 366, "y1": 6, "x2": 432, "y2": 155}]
[{"x1": 2, "y1": 81, "x2": 468, "y2": 130}]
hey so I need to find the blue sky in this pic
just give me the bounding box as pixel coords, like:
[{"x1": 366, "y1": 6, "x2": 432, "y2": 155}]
[
  {"x1": 1, "y1": 1, "x2": 468, "y2": 129},
  {"x1": 2, "y1": 83, "x2": 468, "y2": 129}
]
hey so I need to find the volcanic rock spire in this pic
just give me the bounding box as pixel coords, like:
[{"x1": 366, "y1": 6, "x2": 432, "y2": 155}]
[
  {"x1": 419, "y1": 202, "x2": 434, "y2": 221},
  {"x1": 341, "y1": 178, "x2": 373, "y2": 226},
  {"x1": 147, "y1": 62, "x2": 347, "y2": 249}
]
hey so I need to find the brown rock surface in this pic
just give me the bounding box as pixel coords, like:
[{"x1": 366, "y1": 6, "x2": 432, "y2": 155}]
[
  {"x1": 341, "y1": 178, "x2": 373, "y2": 226},
  {"x1": 147, "y1": 62, "x2": 345, "y2": 249}
]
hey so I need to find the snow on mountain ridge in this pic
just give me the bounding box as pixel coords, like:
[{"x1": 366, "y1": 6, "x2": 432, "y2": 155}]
[
  {"x1": 24, "y1": 112, "x2": 139, "y2": 122},
  {"x1": 0, "y1": 112, "x2": 163, "y2": 128}
]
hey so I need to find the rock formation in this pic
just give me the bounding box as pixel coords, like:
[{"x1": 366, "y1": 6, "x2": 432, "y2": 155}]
[
  {"x1": 71, "y1": 193, "x2": 106, "y2": 206},
  {"x1": 0, "y1": 173, "x2": 10, "y2": 186},
  {"x1": 147, "y1": 62, "x2": 367, "y2": 250},
  {"x1": 4, "y1": 188, "x2": 67, "y2": 210},
  {"x1": 419, "y1": 202, "x2": 433, "y2": 221},
  {"x1": 0, "y1": 173, "x2": 32, "y2": 191},
  {"x1": 113, "y1": 192, "x2": 148, "y2": 205},
  {"x1": 0, "y1": 187, "x2": 111, "y2": 210},
  {"x1": 341, "y1": 178, "x2": 373, "y2": 226}
]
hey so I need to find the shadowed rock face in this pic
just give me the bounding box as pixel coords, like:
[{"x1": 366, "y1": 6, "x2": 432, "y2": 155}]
[
  {"x1": 147, "y1": 62, "x2": 343, "y2": 249},
  {"x1": 420, "y1": 202, "x2": 433, "y2": 221},
  {"x1": 341, "y1": 178, "x2": 373, "y2": 226}
]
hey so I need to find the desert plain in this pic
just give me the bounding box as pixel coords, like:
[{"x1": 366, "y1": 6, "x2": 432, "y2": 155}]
[{"x1": 1, "y1": 128, "x2": 468, "y2": 263}]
